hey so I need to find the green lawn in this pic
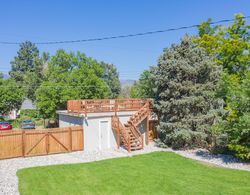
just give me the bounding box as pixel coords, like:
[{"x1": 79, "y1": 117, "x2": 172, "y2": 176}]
[{"x1": 17, "y1": 152, "x2": 250, "y2": 195}]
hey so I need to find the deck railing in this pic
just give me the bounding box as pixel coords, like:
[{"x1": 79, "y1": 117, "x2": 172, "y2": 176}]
[{"x1": 67, "y1": 98, "x2": 149, "y2": 114}]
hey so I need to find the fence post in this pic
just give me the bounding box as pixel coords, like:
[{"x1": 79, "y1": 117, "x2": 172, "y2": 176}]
[
  {"x1": 45, "y1": 131, "x2": 49, "y2": 154},
  {"x1": 69, "y1": 127, "x2": 72, "y2": 151},
  {"x1": 22, "y1": 130, "x2": 26, "y2": 157}
]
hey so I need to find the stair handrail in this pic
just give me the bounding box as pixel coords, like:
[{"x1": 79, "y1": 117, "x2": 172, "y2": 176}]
[
  {"x1": 129, "y1": 101, "x2": 150, "y2": 125},
  {"x1": 129, "y1": 124, "x2": 144, "y2": 148},
  {"x1": 111, "y1": 116, "x2": 131, "y2": 150},
  {"x1": 126, "y1": 101, "x2": 150, "y2": 148},
  {"x1": 129, "y1": 123, "x2": 142, "y2": 139},
  {"x1": 111, "y1": 100, "x2": 151, "y2": 152},
  {"x1": 127, "y1": 101, "x2": 150, "y2": 137}
]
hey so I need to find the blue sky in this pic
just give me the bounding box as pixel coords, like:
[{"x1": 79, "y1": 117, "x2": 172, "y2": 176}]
[{"x1": 0, "y1": 0, "x2": 249, "y2": 80}]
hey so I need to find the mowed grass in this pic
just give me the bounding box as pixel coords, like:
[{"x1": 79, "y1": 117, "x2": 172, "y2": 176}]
[{"x1": 17, "y1": 152, "x2": 250, "y2": 195}]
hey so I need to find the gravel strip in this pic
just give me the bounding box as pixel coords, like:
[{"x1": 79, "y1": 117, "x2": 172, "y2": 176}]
[
  {"x1": 173, "y1": 149, "x2": 250, "y2": 171},
  {"x1": 0, "y1": 144, "x2": 249, "y2": 195}
]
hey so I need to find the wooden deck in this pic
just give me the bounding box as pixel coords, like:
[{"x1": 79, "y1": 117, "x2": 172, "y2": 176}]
[{"x1": 67, "y1": 98, "x2": 149, "y2": 114}]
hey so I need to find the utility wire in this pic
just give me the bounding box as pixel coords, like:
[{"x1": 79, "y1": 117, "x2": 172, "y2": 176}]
[{"x1": 0, "y1": 16, "x2": 249, "y2": 45}]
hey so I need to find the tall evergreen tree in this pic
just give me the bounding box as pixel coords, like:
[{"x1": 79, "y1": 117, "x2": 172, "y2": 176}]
[
  {"x1": 9, "y1": 41, "x2": 44, "y2": 101},
  {"x1": 153, "y1": 36, "x2": 224, "y2": 149},
  {"x1": 9, "y1": 41, "x2": 40, "y2": 81}
]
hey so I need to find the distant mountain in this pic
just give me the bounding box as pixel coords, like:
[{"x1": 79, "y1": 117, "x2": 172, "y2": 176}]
[
  {"x1": 2, "y1": 73, "x2": 10, "y2": 79},
  {"x1": 4, "y1": 73, "x2": 9, "y2": 79},
  {"x1": 120, "y1": 79, "x2": 136, "y2": 87}
]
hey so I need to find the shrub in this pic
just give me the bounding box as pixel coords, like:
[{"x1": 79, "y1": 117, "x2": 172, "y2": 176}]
[
  {"x1": 210, "y1": 134, "x2": 229, "y2": 154},
  {"x1": 228, "y1": 144, "x2": 250, "y2": 161},
  {"x1": 20, "y1": 109, "x2": 42, "y2": 119},
  {"x1": 170, "y1": 129, "x2": 192, "y2": 149}
]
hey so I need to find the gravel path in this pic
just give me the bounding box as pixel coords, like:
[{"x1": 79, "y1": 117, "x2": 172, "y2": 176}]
[
  {"x1": 174, "y1": 149, "x2": 250, "y2": 171},
  {"x1": 0, "y1": 144, "x2": 249, "y2": 195}
]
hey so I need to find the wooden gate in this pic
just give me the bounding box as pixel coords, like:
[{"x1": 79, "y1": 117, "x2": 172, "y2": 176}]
[{"x1": 0, "y1": 126, "x2": 83, "y2": 160}]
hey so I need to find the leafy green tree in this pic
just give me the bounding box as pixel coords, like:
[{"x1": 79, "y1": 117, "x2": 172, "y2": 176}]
[
  {"x1": 198, "y1": 18, "x2": 218, "y2": 37},
  {"x1": 101, "y1": 62, "x2": 121, "y2": 98},
  {"x1": 197, "y1": 14, "x2": 250, "y2": 159},
  {"x1": 152, "y1": 36, "x2": 224, "y2": 149},
  {"x1": 223, "y1": 72, "x2": 250, "y2": 159},
  {"x1": 197, "y1": 14, "x2": 249, "y2": 76},
  {"x1": 131, "y1": 69, "x2": 155, "y2": 98},
  {"x1": 36, "y1": 50, "x2": 111, "y2": 118},
  {"x1": 0, "y1": 78, "x2": 24, "y2": 114}
]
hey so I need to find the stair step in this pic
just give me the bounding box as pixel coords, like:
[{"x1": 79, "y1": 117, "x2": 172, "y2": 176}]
[
  {"x1": 131, "y1": 146, "x2": 143, "y2": 151},
  {"x1": 114, "y1": 103, "x2": 150, "y2": 152},
  {"x1": 130, "y1": 140, "x2": 140, "y2": 144}
]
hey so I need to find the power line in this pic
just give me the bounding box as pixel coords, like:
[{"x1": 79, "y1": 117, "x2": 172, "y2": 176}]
[{"x1": 0, "y1": 16, "x2": 249, "y2": 45}]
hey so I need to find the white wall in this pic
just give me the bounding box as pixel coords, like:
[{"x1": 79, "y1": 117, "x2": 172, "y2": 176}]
[{"x1": 84, "y1": 116, "x2": 111, "y2": 151}]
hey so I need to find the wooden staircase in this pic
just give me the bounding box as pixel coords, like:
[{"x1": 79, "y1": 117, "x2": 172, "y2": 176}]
[{"x1": 112, "y1": 101, "x2": 150, "y2": 152}]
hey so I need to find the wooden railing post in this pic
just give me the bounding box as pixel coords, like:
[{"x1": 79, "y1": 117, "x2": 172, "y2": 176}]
[
  {"x1": 78, "y1": 100, "x2": 81, "y2": 114},
  {"x1": 84, "y1": 101, "x2": 87, "y2": 117},
  {"x1": 22, "y1": 130, "x2": 26, "y2": 157}
]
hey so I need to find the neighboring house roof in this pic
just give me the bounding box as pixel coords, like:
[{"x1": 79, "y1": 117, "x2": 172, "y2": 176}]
[{"x1": 21, "y1": 99, "x2": 36, "y2": 110}]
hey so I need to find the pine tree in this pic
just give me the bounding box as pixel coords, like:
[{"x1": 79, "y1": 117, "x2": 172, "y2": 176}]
[
  {"x1": 9, "y1": 41, "x2": 44, "y2": 101},
  {"x1": 153, "y1": 36, "x2": 224, "y2": 149}
]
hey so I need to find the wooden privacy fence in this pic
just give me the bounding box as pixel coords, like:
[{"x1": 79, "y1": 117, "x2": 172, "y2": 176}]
[{"x1": 0, "y1": 126, "x2": 83, "y2": 160}]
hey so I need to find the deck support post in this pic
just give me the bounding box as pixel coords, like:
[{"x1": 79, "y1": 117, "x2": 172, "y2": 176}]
[
  {"x1": 117, "y1": 127, "x2": 120, "y2": 149},
  {"x1": 146, "y1": 103, "x2": 150, "y2": 145}
]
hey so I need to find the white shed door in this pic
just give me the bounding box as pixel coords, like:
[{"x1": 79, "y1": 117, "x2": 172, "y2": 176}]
[{"x1": 99, "y1": 121, "x2": 109, "y2": 149}]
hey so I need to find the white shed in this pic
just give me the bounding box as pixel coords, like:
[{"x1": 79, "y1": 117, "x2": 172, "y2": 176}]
[{"x1": 57, "y1": 99, "x2": 156, "y2": 152}]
